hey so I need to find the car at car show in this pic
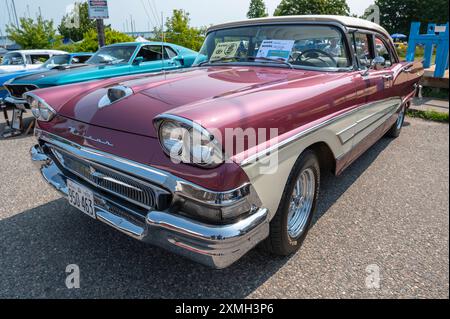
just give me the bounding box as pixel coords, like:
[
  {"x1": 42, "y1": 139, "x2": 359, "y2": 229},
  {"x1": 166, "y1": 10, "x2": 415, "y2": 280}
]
[
  {"x1": 2, "y1": 42, "x2": 198, "y2": 109},
  {"x1": 0, "y1": 49, "x2": 68, "y2": 74},
  {"x1": 0, "y1": 53, "x2": 93, "y2": 100},
  {"x1": 28, "y1": 16, "x2": 423, "y2": 269}
]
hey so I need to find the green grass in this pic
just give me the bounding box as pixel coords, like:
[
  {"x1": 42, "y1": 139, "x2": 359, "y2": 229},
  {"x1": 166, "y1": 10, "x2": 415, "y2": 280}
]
[
  {"x1": 407, "y1": 109, "x2": 449, "y2": 123},
  {"x1": 422, "y1": 87, "x2": 450, "y2": 100}
]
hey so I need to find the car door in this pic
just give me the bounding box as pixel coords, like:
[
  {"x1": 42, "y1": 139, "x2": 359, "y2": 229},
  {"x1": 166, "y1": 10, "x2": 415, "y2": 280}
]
[
  {"x1": 348, "y1": 32, "x2": 402, "y2": 162},
  {"x1": 131, "y1": 45, "x2": 182, "y2": 74}
]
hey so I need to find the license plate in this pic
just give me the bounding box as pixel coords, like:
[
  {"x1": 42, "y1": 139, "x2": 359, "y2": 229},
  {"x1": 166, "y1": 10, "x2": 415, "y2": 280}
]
[{"x1": 67, "y1": 180, "x2": 96, "y2": 219}]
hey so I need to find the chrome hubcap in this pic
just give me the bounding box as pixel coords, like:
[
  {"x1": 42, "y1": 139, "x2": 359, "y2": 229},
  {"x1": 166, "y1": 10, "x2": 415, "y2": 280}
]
[
  {"x1": 287, "y1": 168, "x2": 316, "y2": 238},
  {"x1": 396, "y1": 107, "x2": 405, "y2": 130}
]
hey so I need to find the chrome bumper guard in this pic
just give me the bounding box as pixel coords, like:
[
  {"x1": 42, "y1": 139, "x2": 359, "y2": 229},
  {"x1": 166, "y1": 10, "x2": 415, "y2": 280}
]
[{"x1": 31, "y1": 133, "x2": 269, "y2": 269}]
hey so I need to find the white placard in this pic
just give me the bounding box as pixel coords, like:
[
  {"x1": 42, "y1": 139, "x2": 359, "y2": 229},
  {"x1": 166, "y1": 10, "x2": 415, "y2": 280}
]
[
  {"x1": 435, "y1": 26, "x2": 447, "y2": 33},
  {"x1": 256, "y1": 40, "x2": 295, "y2": 62},
  {"x1": 88, "y1": 0, "x2": 109, "y2": 19},
  {"x1": 210, "y1": 42, "x2": 242, "y2": 61}
]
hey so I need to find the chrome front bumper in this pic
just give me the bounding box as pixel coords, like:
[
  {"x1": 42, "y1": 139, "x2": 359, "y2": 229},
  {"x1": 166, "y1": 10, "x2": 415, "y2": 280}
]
[{"x1": 31, "y1": 140, "x2": 270, "y2": 269}]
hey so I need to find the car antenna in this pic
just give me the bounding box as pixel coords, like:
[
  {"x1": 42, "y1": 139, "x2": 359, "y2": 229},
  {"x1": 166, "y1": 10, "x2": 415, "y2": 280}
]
[{"x1": 161, "y1": 11, "x2": 166, "y2": 80}]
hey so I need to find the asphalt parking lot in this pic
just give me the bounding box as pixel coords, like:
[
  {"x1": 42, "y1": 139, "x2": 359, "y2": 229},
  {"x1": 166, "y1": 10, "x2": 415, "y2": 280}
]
[{"x1": 0, "y1": 115, "x2": 448, "y2": 299}]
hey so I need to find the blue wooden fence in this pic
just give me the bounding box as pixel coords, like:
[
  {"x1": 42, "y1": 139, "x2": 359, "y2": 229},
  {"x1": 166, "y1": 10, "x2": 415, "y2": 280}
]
[{"x1": 406, "y1": 22, "x2": 449, "y2": 78}]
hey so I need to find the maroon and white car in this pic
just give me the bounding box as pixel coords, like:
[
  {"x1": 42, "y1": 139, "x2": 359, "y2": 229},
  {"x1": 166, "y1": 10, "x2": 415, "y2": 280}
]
[{"x1": 28, "y1": 16, "x2": 423, "y2": 268}]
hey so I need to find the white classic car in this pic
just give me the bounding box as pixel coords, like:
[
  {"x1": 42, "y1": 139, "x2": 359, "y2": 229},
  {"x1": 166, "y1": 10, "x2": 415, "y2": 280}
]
[{"x1": 0, "y1": 49, "x2": 67, "y2": 73}]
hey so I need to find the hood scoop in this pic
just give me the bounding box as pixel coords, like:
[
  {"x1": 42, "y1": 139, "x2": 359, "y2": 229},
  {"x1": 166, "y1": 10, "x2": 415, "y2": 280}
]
[{"x1": 98, "y1": 86, "x2": 134, "y2": 108}]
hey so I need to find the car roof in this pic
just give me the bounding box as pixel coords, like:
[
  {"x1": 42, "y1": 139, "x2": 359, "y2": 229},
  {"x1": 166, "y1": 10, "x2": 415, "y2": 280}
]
[
  {"x1": 106, "y1": 41, "x2": 174, "y2": 47},
  {"x1": 208, "y1": 15, "x2": 390, "y2": 38},
  {"x1": 5, "y1": 49, "x2": 68, "y2": 55}
]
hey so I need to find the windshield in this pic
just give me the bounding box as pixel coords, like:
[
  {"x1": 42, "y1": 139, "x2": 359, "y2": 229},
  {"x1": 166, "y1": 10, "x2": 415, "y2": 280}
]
[
  {"x1": 1, "y1": 52, "x2": 24, "y2": 66},
  {"x1": 41, "y1": 54, "x2": 71, "y2": 69},
  {"x1": 194, "y1": 25, "x2": 351, "y2": 70},
  {"x1": 87, "y1": 45, "x2": 137, "y2": 65}
]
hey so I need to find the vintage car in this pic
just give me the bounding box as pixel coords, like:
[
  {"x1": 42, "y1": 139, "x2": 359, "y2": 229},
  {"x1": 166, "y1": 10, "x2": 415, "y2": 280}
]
[
  {"x1": 0, "y1": 53, "x2": 93, "y2": 100},
  {"x1": 28, "y1": 16, "x2": 423, "y2": 269},
  {"x1": 0, "y1": 49, "x2": 67, "y2": 74},
  {"x1": 3, "y1": 41, "x2": 197, "y2": 108}
]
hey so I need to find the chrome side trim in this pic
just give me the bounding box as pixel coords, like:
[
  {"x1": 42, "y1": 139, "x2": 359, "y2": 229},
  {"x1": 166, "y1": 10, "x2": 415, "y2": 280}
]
[
  {"x1": 241, "y1": 97, "x2": 402, "y2": 166},
  {"x1": 337, "y1": 102, "x2": 399, "y2": 144}
]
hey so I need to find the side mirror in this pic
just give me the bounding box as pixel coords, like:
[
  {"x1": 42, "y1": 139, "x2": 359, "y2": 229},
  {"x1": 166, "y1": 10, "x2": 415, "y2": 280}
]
[
  {"x1": 174, "y1": 56, "x2": 185, "y2": 66},
  {"x1": 133, "y1": 56, "x2": 144, "y2": 65},
  {"x1": 371, "y1": 56, "x2": 386, "y2": 71}
]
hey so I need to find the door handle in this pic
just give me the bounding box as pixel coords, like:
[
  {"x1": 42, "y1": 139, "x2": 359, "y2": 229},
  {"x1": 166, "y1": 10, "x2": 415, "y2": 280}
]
[{"x1": 383, "y1": 74, "x2": 393, "y2": 81}]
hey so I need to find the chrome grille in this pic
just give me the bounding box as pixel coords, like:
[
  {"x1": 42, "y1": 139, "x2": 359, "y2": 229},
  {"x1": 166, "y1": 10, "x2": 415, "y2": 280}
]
[
  {"x1": 51, "y1": 147, "x2": 159, "y2": 210},
  {"x1": 5, "y1": 84, "x2": 38, "y2": 99}
]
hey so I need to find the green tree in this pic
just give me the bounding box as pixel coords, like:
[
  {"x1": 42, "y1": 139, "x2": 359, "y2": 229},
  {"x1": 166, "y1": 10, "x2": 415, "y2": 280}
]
[
  {"x1": 6, "y1": 16, "x2": 58, "y2": 49},
  {"x1": 274, "y1": 0, "x2": 350, "y2": 16},
  {"x1": 76, "y1": 28, "x2": 134, "y2": 52},
  {"x1": 58, "y1": 2, "x2": 97, "y2": 42},
  {"x1": 163, "y1": 9, "x2": 205, "y2": 51},
  {"x1": 247, "y1": 0, "x2": 269, "y2": 19},
  {"x1": 375, "y1": 0, "x2": 449, "y2": 35}
]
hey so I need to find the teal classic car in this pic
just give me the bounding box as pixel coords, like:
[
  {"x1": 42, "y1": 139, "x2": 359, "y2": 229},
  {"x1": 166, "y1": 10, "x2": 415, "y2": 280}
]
[{"x1": 3, "y1": 42, "x2": 198, "y2": 106}]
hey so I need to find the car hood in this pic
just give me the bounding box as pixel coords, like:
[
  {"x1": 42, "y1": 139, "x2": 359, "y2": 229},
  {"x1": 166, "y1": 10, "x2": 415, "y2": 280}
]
[
  {"x1": 50, "y1": 66, "x2": 335, "y2": 137},
  {"x1": 10, "y1": 63, "x2": 129, "y2": 87},
  {"x1": 0, "y1": 68, "x2": 48, "y2": 85}
]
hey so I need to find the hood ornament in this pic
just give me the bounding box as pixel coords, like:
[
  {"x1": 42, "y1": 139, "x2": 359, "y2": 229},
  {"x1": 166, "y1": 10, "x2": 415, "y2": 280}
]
[{"x1": 98, "y1": 85, "x2": 134, "y2": 108}]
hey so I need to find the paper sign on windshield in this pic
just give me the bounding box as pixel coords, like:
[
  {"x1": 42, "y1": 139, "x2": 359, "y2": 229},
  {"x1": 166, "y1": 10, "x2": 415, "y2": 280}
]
[
  {"x1": 256, "y1": 40, "x2": 295, "y2": 62},
  {"x1": 210, "y1": 42, "x2": 242, "y2": 61}
]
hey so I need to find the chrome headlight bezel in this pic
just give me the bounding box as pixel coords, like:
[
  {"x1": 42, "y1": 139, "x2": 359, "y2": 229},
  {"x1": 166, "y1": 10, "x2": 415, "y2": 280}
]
[
  {"x1": 23, "y1": 92, "x2": 56, "y2": 122},
  {"x1": 154, "y1": 115, "x2": 224, "y2": 169}
]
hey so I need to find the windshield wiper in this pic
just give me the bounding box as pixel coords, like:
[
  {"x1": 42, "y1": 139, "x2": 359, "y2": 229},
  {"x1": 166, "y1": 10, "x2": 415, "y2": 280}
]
[
  {"x1": 197, "y1": 56, "x2": 294, "y2": 69},
  {"x1": 244, "y1": 56, "x2": 294, "y2": 69},
  {"x1": 197, "y1": 56, "x2": 240, "y2": 66}
]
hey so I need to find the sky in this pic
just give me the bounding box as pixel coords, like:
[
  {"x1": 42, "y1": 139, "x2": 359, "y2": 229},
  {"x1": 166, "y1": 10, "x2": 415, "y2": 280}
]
[{"x1": 0, "y1": 0, "x2": 375, "y2": 35}]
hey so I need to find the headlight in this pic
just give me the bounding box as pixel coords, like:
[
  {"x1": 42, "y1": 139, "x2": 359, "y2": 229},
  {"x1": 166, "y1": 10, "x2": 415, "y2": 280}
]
[
  {"x1": 24, "y1": 93, "x2": 56, "y2": 122},
  {"x1": 156, "y1": 115, "x2": 224, "y2": 168}
]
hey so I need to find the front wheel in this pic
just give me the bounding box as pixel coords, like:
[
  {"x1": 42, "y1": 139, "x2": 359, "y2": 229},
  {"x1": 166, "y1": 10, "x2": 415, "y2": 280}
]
[
  {"x1": 263, "y1": 150, "x2": 320, "y2": 256},
  {"x1": 386, "y1": 104, "x2": 406, "y2": 138}
]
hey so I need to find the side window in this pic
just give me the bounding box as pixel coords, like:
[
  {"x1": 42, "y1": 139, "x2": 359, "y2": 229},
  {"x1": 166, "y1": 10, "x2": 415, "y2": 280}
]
[
  {"x1": 353, "y1": 32, "x2": 373, "y2": 69},
  {"x1": 28, "y1": 54, "x2": 50, "y2": 64},
  {"x1": 73, "y1": 55, "x2": 91, "y2": 64},
  {"x1": 134, "y1": 46, "x2": 165, "y2": 62},
  {"x1": 375, "y1": 36, "x2": 393, "y2": 67},
  {"x1": 165, "y1": 47, "x2": 178, "y2": 59}
]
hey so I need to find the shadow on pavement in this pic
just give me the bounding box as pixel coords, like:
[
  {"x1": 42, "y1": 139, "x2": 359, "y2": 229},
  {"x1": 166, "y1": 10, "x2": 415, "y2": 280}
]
[{"x1": 0, "y1": 136, "x2": 394, "y2": 299}]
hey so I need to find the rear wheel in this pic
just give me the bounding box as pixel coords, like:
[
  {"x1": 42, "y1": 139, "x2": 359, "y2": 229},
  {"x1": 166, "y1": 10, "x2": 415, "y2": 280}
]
[
  {"x1": 263, "y1": 150, "x2": 320, "y2": 256},
  {"x1": 387, "y1": 104, "x2": 406, "y2": 138}
]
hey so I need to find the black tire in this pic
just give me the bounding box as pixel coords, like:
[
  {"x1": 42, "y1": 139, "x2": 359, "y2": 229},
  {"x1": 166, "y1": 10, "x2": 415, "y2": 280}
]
[
  {"x1": 263, "y1": 149, "x2": 320, "y2": 256},
  {"x1": 386, "y1": 104, "x2": 406, "y2": 138}
]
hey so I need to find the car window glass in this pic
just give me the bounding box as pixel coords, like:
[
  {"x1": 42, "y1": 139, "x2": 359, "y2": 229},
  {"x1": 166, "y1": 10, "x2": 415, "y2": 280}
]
[
  {"x1": 1, "y1": 52, "x2": 24, "y2": 65},
  {"x1": 87, "y1": 46, "x2": 136, "y2": 64},
  {"x1": 28, "y1": 54, "x2": 50, "y2": 64},
  {"x1": 195, "y1": 25, "x2": 351, "y2": 69},
  {"x1": 165, "y1": 47, "x2": 178, "y2": 59},
  {"x1": 353, "y1": 33, "x2": 372, "y2": 69},
  {"x1": 73, "y1": 55, "x2": 91, "y2": 64},
  {"x1": 135, "y1": 45, "x2": 170, "y2": 62},
  {"x1": 375, "y1": 36, "x2": 392, "y2": 67}
]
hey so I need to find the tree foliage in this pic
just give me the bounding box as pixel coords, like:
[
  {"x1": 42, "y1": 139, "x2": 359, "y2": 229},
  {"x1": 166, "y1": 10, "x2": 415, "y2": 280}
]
[
  {"x1": 375, "y1": 0, "x2": 449, "y2": 35},
  {"x1": 163, "y1": 9, "x2": 206, "y2": 51},
  {"x1": 247, "y1": 0, "x2": 269, "y2": 19},
  {"x1": 58, "y1": 2, "x2": 97, "y2": 42},
  {"x1": 6, "y1": 16, "x2": 59, "y2": 49},
  {"x1": 75, "y1": 28, "x2": 134, "y2": 52},
  {"x1": 274, "y1": 0, "x2": 350, "y2": 16}
]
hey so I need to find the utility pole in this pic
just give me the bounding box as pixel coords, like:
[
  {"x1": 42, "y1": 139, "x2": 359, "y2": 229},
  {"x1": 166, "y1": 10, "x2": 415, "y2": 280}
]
[{"x1": 96, "y1": 19, "x2": 105, "y2": 47}]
